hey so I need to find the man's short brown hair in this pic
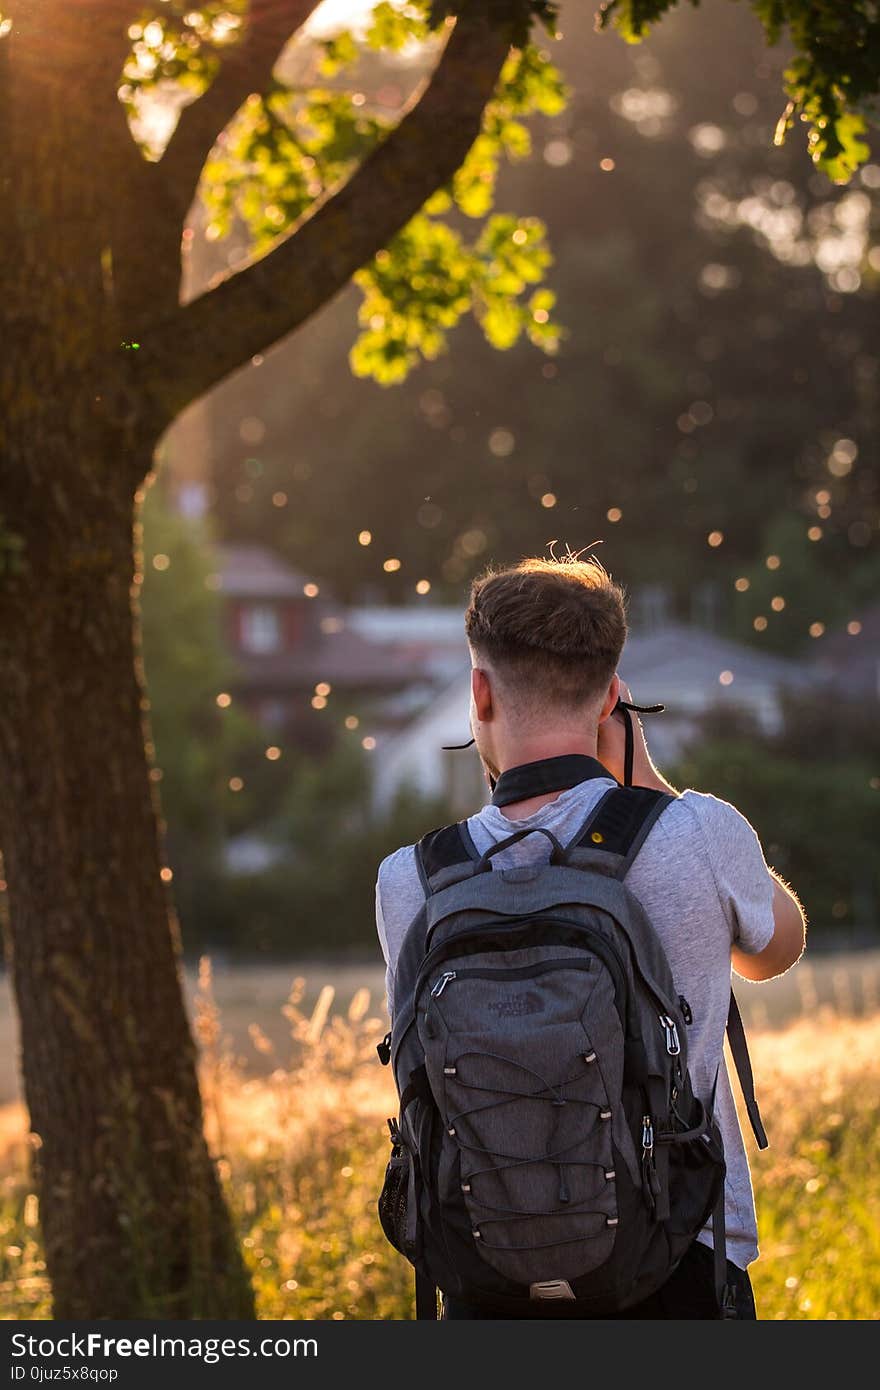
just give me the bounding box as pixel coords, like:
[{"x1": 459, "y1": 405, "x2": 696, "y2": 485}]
[{"x1": 465, "y1": 555, "x2": 627, "y2": 712}]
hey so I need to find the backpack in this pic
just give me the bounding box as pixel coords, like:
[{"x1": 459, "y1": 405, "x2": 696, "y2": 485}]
[{"x1": 377, "y1": 765, "x2": 768, "y2": 1319}]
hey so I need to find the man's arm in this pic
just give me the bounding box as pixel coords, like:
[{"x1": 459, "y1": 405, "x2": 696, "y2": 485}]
[
  {"x1": 731, "y1": 871, "x2": 806, "y2": 982},
  {"x1": 598, "y1": 678, "x2": 806, "y2": 982}
]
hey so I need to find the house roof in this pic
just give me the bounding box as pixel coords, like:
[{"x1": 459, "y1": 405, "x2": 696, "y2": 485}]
[
  {"x1": 213, "y1": 545, "x2": 440, "y2": 691},
  {"x1": 216, "y1": 543, "x2": 313, "y2": 599},
  {"x1": 228, "y1": 626, "x2": 428, "y2": 691},
  {"x1": 618, "y1": 621, "x2": 816, "y2": 705},
  {"x1": 347, "y1": 605, "x2": 467, "y2": 646}
]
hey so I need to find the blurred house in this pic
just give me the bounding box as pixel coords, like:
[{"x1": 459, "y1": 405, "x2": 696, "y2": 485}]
[
  {"x1": 215, "y1": 544, "x2": 433, "y2": 746},
  {"x1": 346, "y1": 604, "x2": 467, "y2": 685},
  {"x1": 370, "y1": 620, "x2": 821, "y2": 818}
]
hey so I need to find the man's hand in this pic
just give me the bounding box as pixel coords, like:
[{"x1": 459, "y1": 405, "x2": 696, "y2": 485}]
[{"x1": 597, "y1": 678, "x2": 678, "y2": 793}]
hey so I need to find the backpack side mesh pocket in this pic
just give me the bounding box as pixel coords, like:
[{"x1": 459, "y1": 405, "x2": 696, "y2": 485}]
[{"x1": 378, "y1": 1121, "x2": 421, "y2": 1260}]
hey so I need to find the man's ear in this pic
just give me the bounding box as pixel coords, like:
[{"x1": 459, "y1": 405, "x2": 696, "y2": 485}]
[
  {"x1": 471, "y1": 666, "x2": 494, "y2": 723},
  {"x1": 598, "y1": 672, "x2": 621, "y2": 724}
]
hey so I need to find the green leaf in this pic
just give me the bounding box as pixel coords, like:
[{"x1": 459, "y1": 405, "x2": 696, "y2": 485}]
[
  {"x1": 598, "y1": 0, "x2": 880, "y2": 181},
  {"x1": 366, "y1": 1, "x2": 434, "y2": 51},
  {"x1": 190, "y1": 11, "x2": 566, "y2": 381}
]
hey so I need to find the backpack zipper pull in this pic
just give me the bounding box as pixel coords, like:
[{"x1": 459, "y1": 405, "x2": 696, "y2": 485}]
[
  {"x1": 431, "y1": 971, "x2": 457, "y2": 998},
  {"x1": 424, "y1": 971, "x2": 456, "y2": 1039},
  {"x1": 377, "y1": 1032, "x2": 392, "y2": 1066},
  {"x1": 660, "y1": 1014, "x2": 681, "y2": 1056},
  {"x1": 641, "y1": 1114, "x2": 661, "y2": 1211},
  {"x1": 641, "y1": 1114, "x2": 654, "y2": 1160}
]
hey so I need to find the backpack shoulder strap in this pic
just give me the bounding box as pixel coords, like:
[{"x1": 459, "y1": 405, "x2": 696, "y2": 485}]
[
  {"x1": 563, "y1": 785, "x2": 677, "y2": 881},
  {"x1": 415, "y1": 821, "x2": 481, "y2": 897}
]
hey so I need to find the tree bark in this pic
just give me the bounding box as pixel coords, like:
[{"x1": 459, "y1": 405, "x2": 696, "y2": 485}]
[
  {"x1": 0, "y1": 0, "x2": 515, "y2": 1319},
  {"x1": 0, "y1": 413, "x2": 254, "y2": 1318},
  {"x1": 0, "y1": 9, "x2": 253, "y2": 1316}
]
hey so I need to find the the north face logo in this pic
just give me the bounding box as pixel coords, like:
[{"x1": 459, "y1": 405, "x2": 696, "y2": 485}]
[{"x1": 487, "y1": 992, "x2": 544, "y2": 1018}]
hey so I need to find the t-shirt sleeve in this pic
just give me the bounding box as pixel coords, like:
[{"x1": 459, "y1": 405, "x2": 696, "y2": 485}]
[
  {"x1": 374, "y1": 843, "x2": 428, "y2": 1018},
  {"x1": 374, "y1": 870, "x2": 395, "y2": 1015},
  {"x1": 690, "y1": 792, "x2": 776, "y2": 955}
]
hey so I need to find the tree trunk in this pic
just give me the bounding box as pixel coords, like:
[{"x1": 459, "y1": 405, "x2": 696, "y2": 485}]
[
  {"x1": 0, "y1": 8, "x2": 252, "y2": 1318},
  {"x1": 0, "y1": 417, "x2": 254, "y2": 1318}
]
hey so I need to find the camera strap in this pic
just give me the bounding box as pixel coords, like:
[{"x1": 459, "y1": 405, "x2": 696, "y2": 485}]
[{"x1": 442, "y1": 696, "x2": 666, "y2": 791}]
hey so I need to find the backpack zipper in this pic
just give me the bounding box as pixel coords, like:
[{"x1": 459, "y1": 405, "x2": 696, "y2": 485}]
[
  {"x1": 426, "y1": 958, "x2": 597, "y2": 1037},
  {"x1": 430, "y1": 957, "x2": 595, "y2": 996},
  {"x1": 393, "y1": 917, "x2": 626, "y2": 1072},
  {"x1": 409, "y1": 920, "x2": 628, "y2": 1069},
  {"x1": 394, "y1": 912, "x2": 677, "y2": 1075},
  {"x1": 415, "y1": 917, "x2": 625, "y2": 1010}
]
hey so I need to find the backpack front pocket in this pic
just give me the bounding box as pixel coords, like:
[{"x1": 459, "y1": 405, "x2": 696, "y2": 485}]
[{"x1": 420, "y1": 953, "x2": 621, "y2": 1285}]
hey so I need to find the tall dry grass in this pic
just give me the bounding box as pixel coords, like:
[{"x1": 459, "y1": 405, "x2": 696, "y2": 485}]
[{"x1": 1, "y1": 960, "x2": 878, "y2": 1320}]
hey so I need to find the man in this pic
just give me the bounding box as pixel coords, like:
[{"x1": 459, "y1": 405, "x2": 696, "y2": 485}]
[{"x1": 375, "y1": 555, "x2": 806, "y2": 1318}]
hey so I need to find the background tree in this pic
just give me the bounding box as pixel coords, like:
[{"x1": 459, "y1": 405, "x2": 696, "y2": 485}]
[
  {"x1": 138, "y1": 481, "x2": 263, "y2": 928},
  {"x1": 0, "y1": 0, "x2": 877, "y2": 1318},
  {"x1": 197, "y1": 0, "x2": 879, "y2": 637},
  {"x1": 670, "y1": 687, "x2": 880, "y2": 935}
]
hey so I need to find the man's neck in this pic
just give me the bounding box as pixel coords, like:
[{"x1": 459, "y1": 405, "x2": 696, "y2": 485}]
[{"x1": 492, "y1": 737, "x2": 606, "y2": 820}]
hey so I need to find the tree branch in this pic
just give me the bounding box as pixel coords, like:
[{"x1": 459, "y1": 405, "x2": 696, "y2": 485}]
[
  {"x1": 144, "y1": 7, "x2": 514, "y2": 421},
  {"x1": 158, "y1": 0, "x2": 323, "y2": 224}
]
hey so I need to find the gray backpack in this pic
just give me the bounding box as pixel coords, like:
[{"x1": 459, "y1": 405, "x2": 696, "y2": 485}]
[{"x1": 377, "y1": 763, "x2": 766, "y2": 1319}]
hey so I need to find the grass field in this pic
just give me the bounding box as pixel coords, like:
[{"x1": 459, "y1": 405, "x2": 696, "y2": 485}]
[{"x1": 1, "y1": 958, "x2": 878, "y2": 1320}]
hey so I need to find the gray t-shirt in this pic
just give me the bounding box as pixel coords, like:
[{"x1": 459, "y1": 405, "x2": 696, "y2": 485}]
[{"x1": 375, "y1": 775, "x2": 776, "y2": 1269}]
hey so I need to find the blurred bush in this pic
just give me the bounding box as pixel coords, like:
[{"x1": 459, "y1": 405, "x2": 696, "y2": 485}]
[
  {"x1": 178, "y1": 754, "x2": 453, "y2": 955},
  {"x1": 670, "y1": 687, "x2": 880, "y2": 937}
]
